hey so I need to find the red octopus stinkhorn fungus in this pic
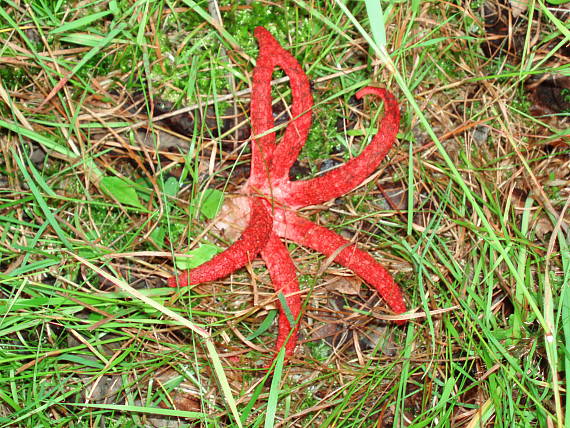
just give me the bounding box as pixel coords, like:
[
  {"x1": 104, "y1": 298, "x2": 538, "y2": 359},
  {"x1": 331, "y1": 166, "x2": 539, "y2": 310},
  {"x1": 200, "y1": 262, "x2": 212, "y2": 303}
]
[{"x1": 169, "y1": 27, "x2": 407, "y2": 359}]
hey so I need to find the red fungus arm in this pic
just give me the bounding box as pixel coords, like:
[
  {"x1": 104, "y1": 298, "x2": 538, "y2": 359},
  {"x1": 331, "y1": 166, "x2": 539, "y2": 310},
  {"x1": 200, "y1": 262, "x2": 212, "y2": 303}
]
[
  {"x1": 168, "y1": 197, "x2": 272, "y2": 288},
  {"x1": 260, "y1": 233, "x2": 301, "y2": 356},
  {"x1": 275, "y1": 210, "x2": 406, "y2": 323},
  {"x1": 250, "y1": 27, "x2": 313, "y2": 187},
  {"x1": 283, "y1": 87, "x2": 400, "y2": 208}
]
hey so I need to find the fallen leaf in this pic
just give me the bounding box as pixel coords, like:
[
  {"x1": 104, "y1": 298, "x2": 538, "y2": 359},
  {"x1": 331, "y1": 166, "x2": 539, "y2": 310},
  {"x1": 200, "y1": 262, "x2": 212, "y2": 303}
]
[
  {"x1": 213, "y1": 196, "x2": 250, "y2": 241},
  {"x1": 510, "y1": 0, "x2": 528, "y2": 18},
  {"x1": 325, "y1": 275, "x2": 362, "y2": 295}
]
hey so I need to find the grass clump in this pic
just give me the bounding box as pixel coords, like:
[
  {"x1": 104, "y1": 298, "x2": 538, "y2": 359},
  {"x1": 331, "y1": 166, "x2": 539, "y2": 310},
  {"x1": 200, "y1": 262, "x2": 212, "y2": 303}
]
[{"x1": 0, "y1": 0, "x2": 568, "y2": 426}]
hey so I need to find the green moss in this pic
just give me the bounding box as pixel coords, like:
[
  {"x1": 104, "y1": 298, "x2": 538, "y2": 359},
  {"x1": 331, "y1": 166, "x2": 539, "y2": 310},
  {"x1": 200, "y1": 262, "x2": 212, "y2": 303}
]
[
  {"x1": 298, "y1": 273, "x2": 316, "y2": 289},
  {"x1": 303, "y1": 104, "x2": 343, "y2": 164},
  {"x1": 511, "y1": 91, "x2": 532, "y2": 114},
  {"x1": 307, "y1": 339, "x2": 331, "y2": 361},
  {"x1": 0, "y1": 67, "x2": 29, "y2": 100}
]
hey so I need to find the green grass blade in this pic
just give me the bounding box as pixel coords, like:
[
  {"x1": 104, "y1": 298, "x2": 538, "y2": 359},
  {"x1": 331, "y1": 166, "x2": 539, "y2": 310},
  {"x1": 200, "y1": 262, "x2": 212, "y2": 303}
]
[
  {"x1": 364, "y1": 0, "x2": 386, "y2": 48},
  {"x1": 12, "y1": 148, "x2": 73, "y2": 250},
  {"x1": 204, "y1": 339, "x2": 244, "y2": 428},
  {"x1": 50, "y1": 10, "x2": 113, "y2": 34},
  {"x1": 265, "y1": 348, "x2": 286, "y2": 428}
]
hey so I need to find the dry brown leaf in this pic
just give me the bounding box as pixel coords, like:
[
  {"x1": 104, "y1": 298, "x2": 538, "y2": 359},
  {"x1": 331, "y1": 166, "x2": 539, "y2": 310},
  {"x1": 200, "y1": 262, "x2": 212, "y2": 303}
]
[
  {"x1": 325, "y1": 275, "x2": 362, "y2": 295},
  {"x1": 534, "y1": 216, "x2": 554, "y2": 240},
  {"x1": 510, "y1": 0, "x2": 528, "y2": 18}
]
